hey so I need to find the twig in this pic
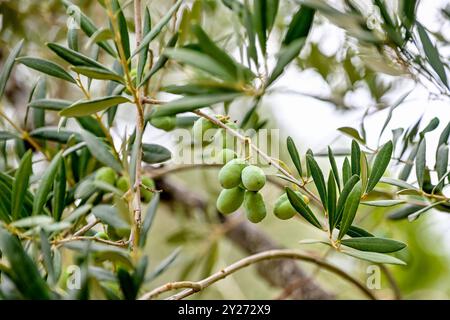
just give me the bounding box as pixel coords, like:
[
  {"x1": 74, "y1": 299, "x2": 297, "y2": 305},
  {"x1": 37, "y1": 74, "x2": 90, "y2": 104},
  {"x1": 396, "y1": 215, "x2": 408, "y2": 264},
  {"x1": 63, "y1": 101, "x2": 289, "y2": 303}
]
[
  {"x1": 138, "y1": 249, "x2": 376, "y2": 300},
  {"x1": 52, "y1": 236, "x2": 128, "y2": 248}
]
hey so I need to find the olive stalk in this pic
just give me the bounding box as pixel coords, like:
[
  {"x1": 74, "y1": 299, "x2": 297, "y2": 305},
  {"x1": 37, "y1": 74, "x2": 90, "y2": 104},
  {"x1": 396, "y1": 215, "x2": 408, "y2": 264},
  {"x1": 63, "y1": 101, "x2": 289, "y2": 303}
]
[{"x1": 138, "y1": 249, "x2": 376, "y2": 300}]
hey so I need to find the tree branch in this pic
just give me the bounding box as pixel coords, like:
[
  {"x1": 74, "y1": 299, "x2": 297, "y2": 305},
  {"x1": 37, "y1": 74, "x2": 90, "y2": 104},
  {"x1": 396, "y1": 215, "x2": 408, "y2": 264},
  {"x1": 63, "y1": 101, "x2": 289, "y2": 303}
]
[{"x1": 139, "y1": 249, "x2": 376, "y2": 300}]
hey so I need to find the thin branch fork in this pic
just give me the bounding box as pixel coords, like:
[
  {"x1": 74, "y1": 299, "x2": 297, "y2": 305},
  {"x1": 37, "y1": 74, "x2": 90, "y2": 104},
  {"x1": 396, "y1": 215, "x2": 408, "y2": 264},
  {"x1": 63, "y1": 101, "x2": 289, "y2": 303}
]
[{"x1": 138, "y1": 249, "x2": 376, "y2": 300}]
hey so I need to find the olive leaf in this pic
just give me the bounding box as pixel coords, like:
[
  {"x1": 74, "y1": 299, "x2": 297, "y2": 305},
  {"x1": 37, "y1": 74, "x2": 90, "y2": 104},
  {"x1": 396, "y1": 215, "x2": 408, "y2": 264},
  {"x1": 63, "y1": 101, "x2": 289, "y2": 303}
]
[
  {"x1": 334, "y1": 174, "x2": 359, "y2": 229},
  {"x1": 366, "y1": 141, "x2": 393, "y2": 193},
  {"x1": 327, "y1": 171, "x2": 337, "y2": 230},
  {"x1": 305, "y1": 154, "x2": 328, "y2": 210},
  {"x1": 151, "y1": 93, "x2": 242, "y2": 117},
  {"x1": 417, "y1": 22, "x2": 448, "y2": 88},
  {"x1": 60, "y1": 96, "x2": 130, "y2": 117},
  {"x1": 350, "y1": 140, "x2": 361, "y2": 176},
  {"x1": 341, "y1": 248, "x2": 406, "y2": 265},
  {"x1": 92, "y1": 205, "x2": 130, "y2": 231},
  {"x1": 139, "y1": 194, "x2": 160, "y2": 248},
  {"x1": 52, "y1": 160, "x2": 67, "y2": 222},
  {"x1": 361, "y1": 200, "x2": 405, "y2": 207},
  {"x1": 142, "y1": 144, "x2": 172, "y2": 164},
  {"x1": 0, "y1": 40, "x2": 24, "y2": 99},
  {"x1": 286, "y1": 136, "x2": 303, "y2": 177},
  {"x1": 11, "y1": 150, "x2": 33, "y2": 220},
  {"x1": 415, "y1": 139, "x2": 426, "y2": 189},
  {"x1": 338, "y1": 127, "x2": 366, "y2": 144},
  {"x1": 16, "y1": 57, "x2": 76, "y2": 83},
  {"x1": 110, "y1": 0, "x2": 130, "y2": 62},
  {"x1": 283, "y1": 5, "x2": 315, "y2": 45},
  {"x1": 137, "y1": 6, "x2": 152, "y2": 84},
  {"x1": 79, "y1": 129, "x2": 122, "y2": 173},
  {"x1": 337, "y1": 181, "x2": 362, "y2": 240},
  {"x1": 70, "y1": 66, "x2": 124, "y2": 84},
  {"x1": 286, "y1": 187, "x2": 322, "y2": 229},
  {"x1": 47, "y1": 43, "x2": 109, "y2": 70},
  {"x1": 62, "y1": 0, "x2": 116, "y2": 56},
  {"x1": 267, "y1": 38, "x2": 305, "y2": 87},
  {"x1": 342, "y1": 157, "x2": 352, "y2": 185},
  {"x1": 328, "y1": 146, "x2": 341, "y2": 192},
  {"x1": 32, "y1": 152, "x2": 63, "y2": 216},
  {"x1": 133, "y1": 0, "x2": 183, "y2": 56},
  {"x1": 341, "y1": 237, "x2": 406, "y2": 253},
  {"x1": 28, "y1": 99, "x2": 71, "y2": 111}
]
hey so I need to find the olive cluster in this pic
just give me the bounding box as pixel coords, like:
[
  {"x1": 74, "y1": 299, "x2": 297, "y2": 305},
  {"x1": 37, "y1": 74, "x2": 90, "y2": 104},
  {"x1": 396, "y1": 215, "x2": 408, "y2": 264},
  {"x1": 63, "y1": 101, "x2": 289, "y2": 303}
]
[
  {"x1": 95, "y1": 167, "x2": 155, "y2": 203},
  {"x1": 216, "y1": 158, "x2": 268, "y2": 223}
]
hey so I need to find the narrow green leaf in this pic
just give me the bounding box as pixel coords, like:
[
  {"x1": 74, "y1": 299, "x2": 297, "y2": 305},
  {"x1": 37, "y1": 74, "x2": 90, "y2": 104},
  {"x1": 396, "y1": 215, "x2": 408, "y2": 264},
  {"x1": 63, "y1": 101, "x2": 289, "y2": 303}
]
[
  {"x1": 62, "y1": 0, "x2": 116, "y2": 56},
  {"x1": 147, "y1": 247, "x2": 181, "y2": 281},
  {"x1": 287, "y1": 136, "x2": 303, "y2": 177},
  {"x1": 164, "y1": 48, "x2": 235, "y2": 81},
  {"x1": 341, "y1": 248, "x2": 406, "y2": 265},
  {"x1": 0, "y1": 40, "x2": 24, "y2": 99},
  {"x1": 435, "y1": 144, "x2": 448, "y2": 191},
  {"x1": 29, "y1": 99, "x2": 71, "y2": 111},
  {"x1": 283, "y1": 6, "x2": 315, "y2": 45},
  {"x1": 361, "y1": 200, "x2": 405, "y2": 207},
  {"x1": 152, "y1": 93, "x2": 242, "y2": 117},
  {"x1": 67, "y1": 27, "x2": 79, "y2": 51},
  {"x1": 139, "y1": 194, "x2": 160, "y2": 248},
  {"x1": 47, "y1": 43, "x2": 108, "y2": 70},
  {"x1": 52, "y1": 160, "x2": 67, "y2": 221},
  {"x1": 137, "y1": 6, "x2": 152, "y2": 84},
  {"x1": 11, "y1": 150, "x2": 33, "y2": 220},
  {"x1": 267, "y1": 38, "x2": 305, "y2": 86},
  {"x1": 253, "y1": 0, "x2": 267, "y2": 54},
  {"x1": 334, "y1": 174, "x2": 359, "y2": 229},
  {"x1": 16, "y1": 57, "x2": 76, "y2": 83},
  {"x1": 338, "y1": 181, "x2": 362, "y2": 240},
  {"x1": 133, "y1": 0, "x2": 183, "y2": 56},
  {"x1": 79, "y1": 130, "x2": 122, "y2": 172},
  {"x1": 342, "y1": 157, "x2": 351, "y2": 185},
  {"x1": 266, "y1": 0, "x2": 279, "y2": 33},
  {"x1": 438, "y1": 121, "x2": 450, "y2": 147},
  {"x1": 408, "y1": 201, "x2": 443, "y2": 221},
  {"x1": 92, "y1": 205, "x2": 130, "y2": 231},
  {"x1": 39, "y1": 229, "x2": 56, "y2": 285},
  {"x1": 30, "y1": 127, "x2": 81, "y2": 144},
  {"x1": 388, "y1": 204, "x2": 424, "y2": 220},
  {"x1": 138, "y1": 33, "x2": 178, "y2": 88},
  {"x1": 327, "y1": 171, "x2": 337, "y2": 230},
  {"x1": 380, "y1": 177, "x2": 418, "y2": 190},
  {"x1": 417, "y1": 23, "x2": 448, "y2": 87},
  {"x1": 419, "y1": 117, "x2": 439, "y2": 138},
  {"x1": 360, "y1": 151, "x2": 369, "y2": 192},
  {"x1": 415, "y1": 139, "x2": 426, "y2": 188},
  {"x1": 142, "y1": 144, "x2": 172, "y2": 164},
  {"x1": 350, "y1": 140, "x2": 361, "y2": 176},
  {"x1": 286, "y1": 187, "x2": 322, "y2": 229},
  {"x1": 0, "y1": 131, "x2": 19, "y2": 141},
  {"x1": 343, "y1": 225, "x2": 374, "y2": 238},
  {"x1": 366, "y1": 141, "x2": 393, "y2": 193},
  {"x1": 341, "y1": 237, "x2": 406, "y2": 253},
  {"x1": 60, "y1": 96, "x2": 129, "y2": 117},
  {"x1": 111, "y1": 0, "x2": 130, "y2": 62},
  {"x1": 338, "y1": 127, "x2": 366, "y2": 144},
  {"x1": 71, "y1": 66, "x2": 124, "y2": 83},
  {"x1": 306, "y1": 154, "x2": 328, "y2": 210},
  {"x1": 327, "y1": 147, "x2": 341, "y2": 192},
  {"x1": 0, "y1": 228, "x2": 51, "y2": 299},
  {"x1": 32, "y1": 152, "x2": 63, "y2": 216}
]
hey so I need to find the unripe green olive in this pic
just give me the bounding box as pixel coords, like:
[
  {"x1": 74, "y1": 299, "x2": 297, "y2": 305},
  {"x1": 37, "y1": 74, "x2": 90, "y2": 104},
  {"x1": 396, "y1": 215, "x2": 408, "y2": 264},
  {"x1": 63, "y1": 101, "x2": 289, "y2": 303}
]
[
  {"x1": 218, "y1": 158, "x2": 247, "y2": 189},
  {"x1": 94, "y1": 231, "x2": 109, "y2": 240},
  {"x1": 116, "y1": 176, "x2": 130, "y2": 193},
  {"x1": 241, "y1": 165, "x2": 266, "y2": 191},
  {"x1": 95, "y1": 167, "x2": 117, "y2": 186},
  {"x1": 150, "y1": 116, "x2": 176, "y2": 131},
  {"x1": 244, "y1": 191, "x2": 267, "y2": 223},
  {"x1": 193, "y1": 117, "x2": 217, "y2": 145},
  {"x1": 216, "y1": 148, "x2": 237, "y2": 164},
  {"x1": 216, "y1": 187, "x2": 245, "y2": 215},
  {"x1": 273, "y1": 192, "x2": 309, "y2": 220},
  {"x1": 141, "y1": 176, "x2": 155, "y2": 203}
]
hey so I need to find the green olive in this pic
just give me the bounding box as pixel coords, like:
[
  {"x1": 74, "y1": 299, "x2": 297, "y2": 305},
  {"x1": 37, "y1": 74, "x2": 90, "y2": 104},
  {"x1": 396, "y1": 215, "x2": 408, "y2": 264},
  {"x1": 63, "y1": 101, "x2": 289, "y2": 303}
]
[
  {"x1": 241, "y1": 165, "x2": 266, "y2": 191},
  {"x1": 116, "y1": 176, "x2": 130, "y2": 193},
  {"x1": 218, "y1": 158, "x2": 247, "y2": 189},
  {"x1": 244, "y1": 191, "x2": 267, "y2": 223},
  {"x1": 141, "y1": 176, "x2": 155, "y2": 203},
  {"x1": 95, "y1": 167, "x2": 117, "y2": 186},
  {"x1": 193, "y1": 117, "x2": 217, "y2": 145},
  {"x1": 216, "y1": 148, "x2": 237, "y2": 164},
  {"x1": 273, "y1": 192, "x2": 309, "y2": 220},
  {"x1": 94, "y1": 231, "x2": 109, "y2": 240},
  {"x1": 150, "y1": 116, "x2": 176, "y2": 131},
  {"x1": 216, "y1": 187, "x2": 245, "y2": 215}
]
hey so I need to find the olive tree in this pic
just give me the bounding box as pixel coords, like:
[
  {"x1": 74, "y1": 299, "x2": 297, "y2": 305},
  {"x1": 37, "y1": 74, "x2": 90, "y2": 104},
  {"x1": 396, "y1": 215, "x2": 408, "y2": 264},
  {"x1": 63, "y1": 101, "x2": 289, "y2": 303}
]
[{"x1": 0, "y1": 0, "x2": 449, "y2": 300}]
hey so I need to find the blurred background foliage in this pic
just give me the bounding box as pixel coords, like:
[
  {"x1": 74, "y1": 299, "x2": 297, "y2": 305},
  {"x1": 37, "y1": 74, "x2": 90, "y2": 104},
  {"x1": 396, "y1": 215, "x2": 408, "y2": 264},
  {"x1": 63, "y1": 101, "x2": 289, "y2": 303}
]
[{"x1": 1, "y1": 0, "x2": 449, "y2": 299}]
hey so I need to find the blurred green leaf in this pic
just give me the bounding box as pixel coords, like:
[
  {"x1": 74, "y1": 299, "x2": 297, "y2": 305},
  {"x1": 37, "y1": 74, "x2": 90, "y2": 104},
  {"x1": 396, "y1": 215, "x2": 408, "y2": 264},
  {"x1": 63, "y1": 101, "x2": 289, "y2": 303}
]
[
  {"x1": 142, "y1": 144, "x2": 172, "y2": 164},
  {"x1": 283, "y1": 5, "x2": 315, "y2": 45},
  {"x1": 341, "y1": 237, "x2": 406, "y2": 253},
  {"x1": 92, "y1": 205, "x2": 130, "y2": 231},
  {"x1": 16, "y1": 57, "x2": 76, "y2": 83},
  {"x1": 415, "y1": 139, "x2": 426, "y2": 188},
  {"x1": 341, "y1": 247, "x2": 406, "y2": 265},
  {"x1": 11, "y1": 150, "x2": 32, "y2": 220},
  {"x1": 267, "y1": 38, "x2": 305, "y2": 86},
  {"x1": 71, "y1": 66, "x2": 124, "y2": 84},
  {"x1": 79, "y1": 130, "x2": 122, "y2": 172},
  {"x1": 137, "y1": 6, "x2": 152, "y2": 84},
  {"x1": 139, "y1": 194, "x2": 159, "y2": 248},
  {"x1": 338, "y1": 127, "x2": 365, "y2": 144},
  {"x1": 29, "y1": 99, "x2": 71, "y2": 111},
  {"x1": 60, "y1": 96, "x2": 129, "y2": 117},
  {"x1": 111, "y1": 0, "x2": 130, "y2": 62},
  {"x1": 0, "y1": 40, "x2": 24, "y2": 100}
]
